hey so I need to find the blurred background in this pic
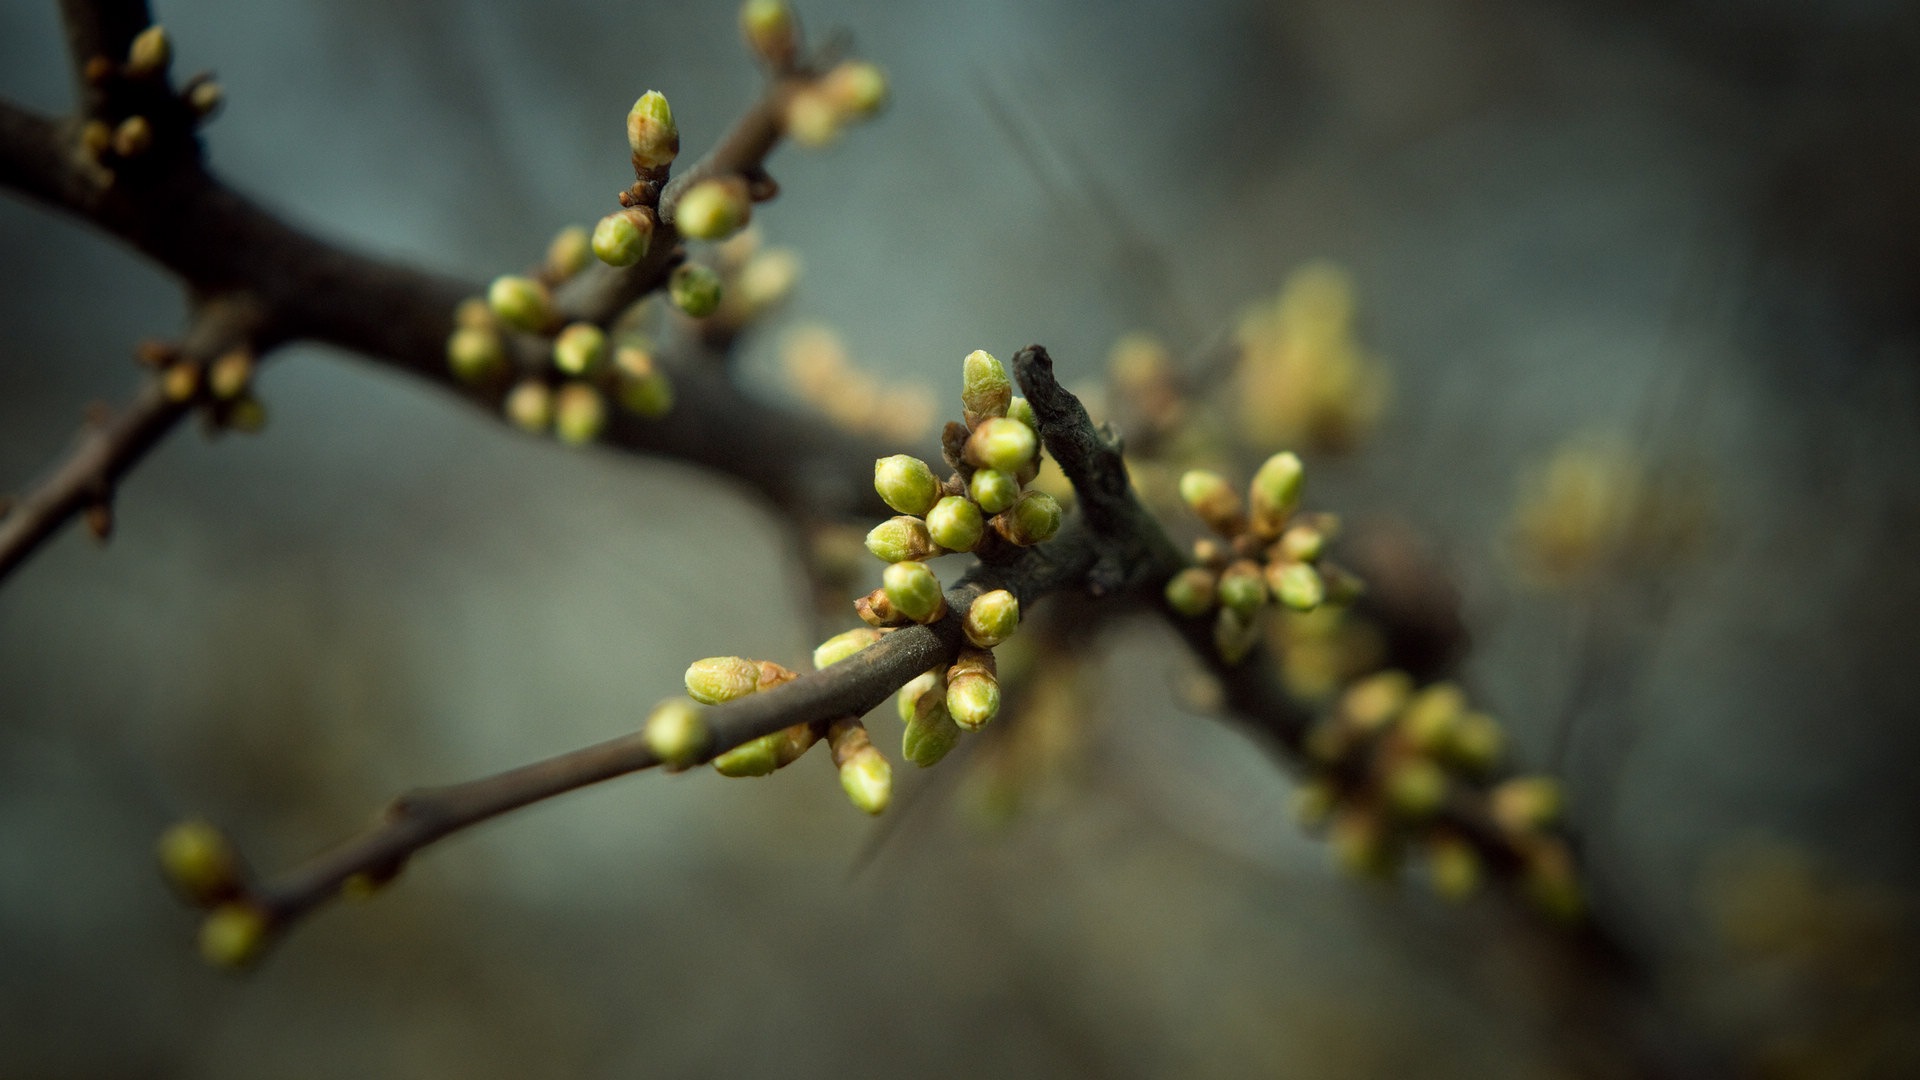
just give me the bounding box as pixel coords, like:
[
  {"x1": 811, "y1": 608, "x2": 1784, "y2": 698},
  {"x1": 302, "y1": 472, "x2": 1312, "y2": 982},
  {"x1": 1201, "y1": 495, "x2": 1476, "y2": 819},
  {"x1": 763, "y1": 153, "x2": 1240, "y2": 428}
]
[{"x1": 3, "y1": 0, "x2": 1918, "y2": 1075}]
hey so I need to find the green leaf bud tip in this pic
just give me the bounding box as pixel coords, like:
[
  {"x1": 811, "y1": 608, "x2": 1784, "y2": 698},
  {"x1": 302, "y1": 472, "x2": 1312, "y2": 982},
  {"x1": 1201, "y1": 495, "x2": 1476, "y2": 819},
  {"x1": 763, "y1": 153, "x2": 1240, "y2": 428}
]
[
  {"x1": 897, "y1": 670, "x2": 941, "y2": 724},
  {"x1": 157, "y1": 819, "x2": 240, "y2": 905},
  {"x1": 684, "y1": 655, "x2": 761, "y2": 704},
  {"x1": 1384, "y1": 757, "x2": 1449, "y2": 818},
  {"x1": 668, "y1": 263, "x2": 724, "y2": 318},
  {"x1": 1217, "y1": 560, "x2": 1268, "y2": 618},
  {"x1": 552, "y1": 322, "x2": 607, "y2": 376},
  {"x1": 963, "y1": 417, "x2": 1036, "y2": 473},
  {"x1": 961, "y1": 349, "x2": 1012, "y2": 425},
  {"x1": 1269, "y1": 561, "x2": 1325, "y2": 612},
  {"x1": 126, "y1": 25, "x2": 171, "y2": 79},
  {"x1": 814, "y1": 626, "x2": 883, "y2": 670},
  {"x1": 504, "y1": 381, "x2": 554, "y2": 433},
  {"x1": 446, "y1": 326, "x2": 505, "y2": 383},
  {"x1": 1006, "y1": 396, "x2": 1037, "y2": 432},
  {"x1": 198, "y1": 903, "x2": 269, "y2": 969},
  {"x1": 1179, "y1": 469, "x2": 1244, "y2": 535},
  {"x1": 553, "y1": 384, "x2": 606, "y2": 445},
  {"x1": 963, "y1": 589, "x2": 1019, "y2": 648},
  {"x1": 823, "y1": 60, "x2": 889, "y2": 118},
  {"x1": 546, "y1": 225, "x2": 592, "y2": 280},
  {"x1": 487, "y1": 275, "x2": 553, "y2": 332},
  {"x1": 644, "y1": 699, "x2": 708, "y2": 769},
  {"x1": 902, "y1": 693, "x2": 961, "y2": 767},
  {"x1": 592, "y1": 209, "x2": 653, "y2": 268},
  {"x1": 926, "y1": 495, "x2": 984, "y2": 552},
  {"x1": 997, "y1": 490, "x2": 1062, "y2": 546},
  {"x1": 883, "y1": 561, "x2": 946, "y2": 624},
  {"x1": 626, "y1": 91, "x2": 679, "y2": 168},
  {"x1": 1164, "y1": 567, "x2": 1217, "y2": 617},
  {"x1": 874, "y1": 454, "x2": 941, "y2": 516},
  {"x1": 739, "y1": 0, "x2": 796, "y2": 66},
  {"x1": 946, "y1": 672, "x2": 1000, "y2": 730},
  {"x1": 711, "y1": 732, "x2": 782, "y2": 777},
  {"x1": 865, "y1": 515, "x2": 934, "y2": 563},
  {"x1": 968, "y1": 468, "x2": 1019, "y2": 515},
  {"x1": 1250, "y1": 451, "x2": 1306, "y2": 532},
  {"x1": 675, "y1": 178, "x2": 751, "y2": 242},
  {"x1": 839, "y1": 746, "x2": 892, "y2": 815}
]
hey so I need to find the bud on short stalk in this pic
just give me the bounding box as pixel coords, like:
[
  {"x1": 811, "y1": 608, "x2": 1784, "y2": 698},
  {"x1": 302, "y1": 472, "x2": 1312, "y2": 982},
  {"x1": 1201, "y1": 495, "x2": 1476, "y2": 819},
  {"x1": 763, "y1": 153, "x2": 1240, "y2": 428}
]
[
  {"x1": 644, "y1": 699, "x2": 708, "y2": 769},
  {"x1": 125, "y1": 25, "x2": 171, "y2": 79},
  {"x1": 592, "y1": 209, "x2": 654, "y2": 268},
  {"x1": 684, "y1": 655, "x2": 761, "y2": 704},
  {"x1": 668, "y1": 263, "x2": 724, "y2": 318},
  {"x1": 883, "y1": 561, "x2": 946, "y2": 624},
  {"x1": 925, "y1": 495, "x2": 984, "y2": 552},
  {"x1": 626, "y1": 91, "x2": 679, "y2": 169},
  {"x1": 963, "y1": 589, "x2": 1019, "y2": 648},
  {"x1": 739, "y1": 0, "x2": 797, "y2": 68},
  {"x1": 967, "y1": 468, "x2": 1019, "y2": 515},
  {"x1": 504, "y1": 381, "x2": 554, "y2": 433},
  {"x1": 945, "y1": 648, "x2": 1000, "y2": 730},
  {"x1": 1269, "y1": 561, "x2": 1325, "y2": 612},
  {"x1": 960, "y1": 349, "x2": 1012, "y2": 426},
  {"x1": 822, "y1": 60, "x2": 888, "y2": 117},
  {"x1": 994, "y1": 490, "x2": 1061, "y2": 546},
  {"x1": 874, "y1": 455, "x2": 941, "y2": 516},
  {"x1": 675, "y1": 177, "x2": 752, "y2": 242},
  {"x1": 902, "y1": 690, "x2": 961, "y2": 767},
  {"x1": 199, "y1": 903, "x2": 271, "y2": 969},
  {"x1": 1249, "y1": 451, "x2": 1305, "y2": 536},
  {"x1": 552, "y1": 322, "x2": 607, "y2": 376},
  {"x1": 157, "y1": 820, "x2": 242, "y2": 906},
  {"x1": 865, "y1": 515, "x2": 935, "y2": 563},
  {"x1": 546, "y1": 225, "x2": 592, "y2": 280},
  {"x1": 814, "y1": 627, "x2": 883, "y2": 669},
  {"x1": 1164, "y1": 567, "x2": 1217, "y2": 617},
  {"x1": 1179, "y1": 469, "x2": 1244, "y2": 536},
  {"x1": 1217, "y1": 560, "x2": 1268, "y2": 619},
  {"x1": 553, "y1": 383, "x2": 607, "y2": 445},
  {"x1": 964, "y1": 417, "x2": 1037, "y2": 474},
  {"x1": 446, "y1": 326, "x2": 505, "y2": 383},
  {"x1": 828, "y1": 720, "x2": 892, "y2": 815},
  {"x1": 487, "y1": 275, "x2": 553, "y2": 332}
]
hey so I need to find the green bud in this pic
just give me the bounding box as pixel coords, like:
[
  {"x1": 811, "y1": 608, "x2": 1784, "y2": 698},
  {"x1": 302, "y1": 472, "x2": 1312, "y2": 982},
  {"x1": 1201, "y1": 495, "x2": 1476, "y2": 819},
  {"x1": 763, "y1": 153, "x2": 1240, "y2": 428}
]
[
  {"x1": 964, "y1": 589, "x2": 1020, "y2": 648},
  {"x1": 198, "y1": 903, "x2": 270, "y2": 969},
  {"x1": 1491, "y1": 777, "x2": 1563, "y2": 834},
  {"x1": 1179, "y1": 469, "x2": 1244, "y2": 536},
  {"x1": 964, "y1": 417, "x2": 1037, "y2": 473},
  {"x1": 112, "y1": 115, "x2": 153, "y2": 158},
  {"x1": 1279, "y1": 524, "x2": 1326, "y2": 564},
  {"x1": 711, "y1": 732, "x2": 782, "y2": 777},
  {"x1": 546, "y1": 225, "x2": 592, "y2": 280},
  {"x1": 1217, "y1": 560, "x2": 1268, "y2": 618},
  {"x1": 504, "y1": 381, "x2": 553, "y2": 433},
  {"x1": 739, "y1": 0, "x2": 796, "y2": 66},
  {"x1": 126, "y1": 25, "x2": 172, "y2": 79},
  {"x1": 668, "y1": 263, "x2": 724, "y2": 318},
  {"x1": 1213, "y1": 607, "x2": 1260, "y2": 665},
  {"x1": 675, "y1": 177, "x2": 751, "y2": 241},
  {"x1": 961, "y1": 349, "x2": 1012, "y2": 425},
  {"x1": 865, "y1": 515, "x2": 935, "y2": 563},
  {"x1": 1269, "y1": 561, "x2": 1326, "y2": 612},
  {"x1": 1401, "y1": 683, "x2": 1467, "y2": 752},
  {"x1": 684, "y1": 655, "x2": 761, "y2": 704},
  {"x1": 1428, "y1": 834, "x2": 1482, "y2": 901},
  {"x1": 946, "y1": 672, "x2": 1000, "y2": 730},
  {"x1": 902, "y1": 689, "x2": 961, "y2": 767},
  {"x1": 208, "y1": 349, "x2": 254, "y2": 401},
  {"x1": 784, "y1": 88, "x2": 842, "y2": 148},
  {"x1": 1164, "y1": 567, "x2": 1217, "y2": 617},
  {"x1": 823, "y1": 60, "x2": 889, "y2": 118},
  {"x1": 773, "y1": 722, "x2": 821, "y2": 768},
  {"x1": 626, "y1": 90, "x2": 679, "y2": 168},
  {"x1": 552, "y1": 322, "x2": 607, "y2": 376},
  {"x1": 926, "y1": 495, "x2": 984, "y2": 552},
  {"x1": 814, "y1": 626, "x2": 883, "y2": 669},
  {"x1": 897, "y1": 670, "x2": 941, "y2": 724},
  {"x1": 1006, "y1": 396, "x2": 1037, "y2": 432},
  {"x1": 968, "y1": 468, "x2": 1019, "y2": 515},
  {"x1": 187, "y1": 80, "x2": 224, "y2": 119},
  {"x1": 1444, "y1": 711, "x2": 1504, "y2": 772},
  {"x1": 839, "y1": 746, "x2": 892, "y2": 814},
  {"x1": 553, "y1": 384, "x2": 606, "y2": 445},
  {"x1": 1250, "y1": 451, "x2": 1305, "y2": 534},
  {"x1": 446, "y1": 326, "x2": 505, "y2": 383},
  {"x1": 591, "y1": 209, "x2": 653, "y2": 268},
  {"x1": 883, "y1": 561, "x2": 947, "y2": 624},
  {"x1": 996, "y1": 490, "x2": 1061, "y2": 546},
  {"x1": 1342, "y1": 670, "x2": 1412, "y2": 730},
  {"x1": 874, "y1": 454, "x2": 941, "y2": 516},
  {"x1": 1384, "y1": 757, "x2": 1449, "y2": 818},
  {"x1": 157, "y1": 819, "x2": 241, "y2": 906},
  {"x1": 644, "y1": 699, "x2": 708, "y2": 769},
  {"x1": 487, "y1": 275, "x2": 553, "y2": 332}
]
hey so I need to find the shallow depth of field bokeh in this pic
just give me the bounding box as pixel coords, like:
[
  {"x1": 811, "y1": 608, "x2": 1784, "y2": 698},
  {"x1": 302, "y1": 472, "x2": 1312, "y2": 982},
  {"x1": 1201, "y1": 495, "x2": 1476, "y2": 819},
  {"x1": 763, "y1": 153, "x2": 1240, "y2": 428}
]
[{"x1": 3, "y1": 0, "x2": 1917, "y2": 1076}]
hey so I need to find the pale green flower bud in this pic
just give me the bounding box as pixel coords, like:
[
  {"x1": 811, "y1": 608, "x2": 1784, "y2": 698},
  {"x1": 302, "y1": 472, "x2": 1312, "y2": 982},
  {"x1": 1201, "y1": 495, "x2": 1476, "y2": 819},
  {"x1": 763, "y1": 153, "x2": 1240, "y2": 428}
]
[
  {"x1": 968, "y1": 468, "x2": 1019, "y2": 514},
  {"x1": 1342, "y1": 670, "x2": 1412, "y2": 730},
  {"x1": 822, "y1": 60, "x2": 889, "y2": 118},
  {"x1": 112, "y1": 115, "x2": 153, "y2": 158},
  {"x1": 1269, "y1": 561, "x2": 1325, "y2": 612},
  {"x1": 825, "y1": 723, "x2": 891, "y2": 815},
  {"x1": 1164, "y1": 567, "x2": 1217, "y2": 617},
  {"x1": 784, "y1": 88, "x2": 842, "y2": 147},
  {"x1": 925, "y1": 495, "x2": 984, "y2": 552},
  {"x1": 896, "y1": 670, "x2": 941, "y2": 724},
  {"x1": 504, "y1": 381, "x2": 553, "y2": 433},
  {"x1": 546, "y1": 224, "x2": 592, "y2": 280},
  {"x1": 1384, "y1": 757, "x2": 1449, "y2": 818},
  {"x1": 644, "y1": 699, "x2": 708, "y2": 769},
  {"x1": 1250, "y1": 451, "x2": 1305, "y2": 534},
  {"x1": 946, "y1": 672, "x2": 999, "y2": 730},
  {"x1": 963, "y1": 589, "x2": 1019, "y2": 648},
  {"x1": 1427, "y1": 834, "x2": 1482, "y2": 901},
  {"x1": 199, "y1": 903, "x2": 269, "y2": 969},
  {"x1": 668, "y1": 263, "x2": 723, "y2": 318},
  {"x1": 1179, "y1": 469, "x2": 1244, "y2": 536},
  {"x1": 157, "y1": 819, "x2": 241, "y2": 906},
  {"x1": 865, "y1": 515, "x2": 935, "y2": 563},
  {"x1": 996, "y1": 490, "x2": 1061, "y2": 546},
  {"x1": 626, "y1": 90, "x2": 679, "y2": 168},
  {"x1": 125, "y1": 25, "x2": 171, "y2": 79},
  {"x1": 874, "y1": 454, "x2": 941, "y2": 516},
  {"x1": 614, "y1": 345, "x2": 675, "y2": 418},
  {"x1": 1401, "y1": 682, "x2": 1467, "y2": 753},
  {"x1": 591, "y1": 209, "x2": 653, "y2": 268},
  {"x1": 960, "y1": 349, "x2": 1012, "y2": 425},
  {"x1": 446, "y1": 326, "x2": 505, "y2": 383},
  {"x1": 814, "y1": 626, "x2": 883, "y2": 669},
  {"x1": 1279, "y1": 523, "x2": 1326, "y2": 563},
  {"x1": 675, "y1": 177, "x2": 751, "y2": 241},
  {"x1": 711, "y1": 732, "x2": 782, "y2": 777},
  {"x1": 208, "y1": 349, "x2": 254, "y2": 401},
  {"x1": 552, "y1": 322, "x2": 607, "y2": 376},
  {"x1": 487, "y1": 275, "x2": 553, "y2": 332},
  {"x1": 1491, "y1": 776, "x2": 1563, "y2": 834},
  {"x1": 1217, "y1": 560, "x2": 1268, "y2": 619},
  {"x1": 739, "y1": 0, "x2": 796, "y2": 67},
  {"x1": 902, "y1": 692, "x2": 961, "y2": 767},
  {"x1": 963, "y1": 417, "x2": 1037, "y2": 473},
  {"x1": 883, "y1": 561, "x2": 946, "y2": 624},
  {"x1": 684, "y1": 655, "x2": 761, "y2": 704},
  {"x1": 553, "y1": 383, "x2": 607, "y2": 445}
]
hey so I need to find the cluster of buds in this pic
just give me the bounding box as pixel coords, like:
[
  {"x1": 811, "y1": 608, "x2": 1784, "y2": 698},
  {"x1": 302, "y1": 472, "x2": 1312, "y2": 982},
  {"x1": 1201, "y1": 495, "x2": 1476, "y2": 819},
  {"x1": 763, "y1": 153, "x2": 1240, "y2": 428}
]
[
  {"x1": 781, "y1": 325, "x2": 937, "y2": 442},
  {"x1": 736, "y1": 0, "x2": 888, "y2": 148},
  {"x1": 1163, "y1": 452, "x2": 1360, "y2": 663},
  {"x1": 673, "y1": 630, "x2": 892, "y2": 815},
  {"x1": 136, "y1": 339, "x2": 266, "y2": 434},
  {"x1": 72, "y1": 23, "x2": 225, "y2": 186},
  {"x1": 1234, "y1": 262, "x2": 1389, "y2": 454},
  {"x1": 154, "y1": 819, "x2": 269, "y2": 968},
  {"x1": 1292, "y1": 671, "x2": 1580, "y2": 917}
]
